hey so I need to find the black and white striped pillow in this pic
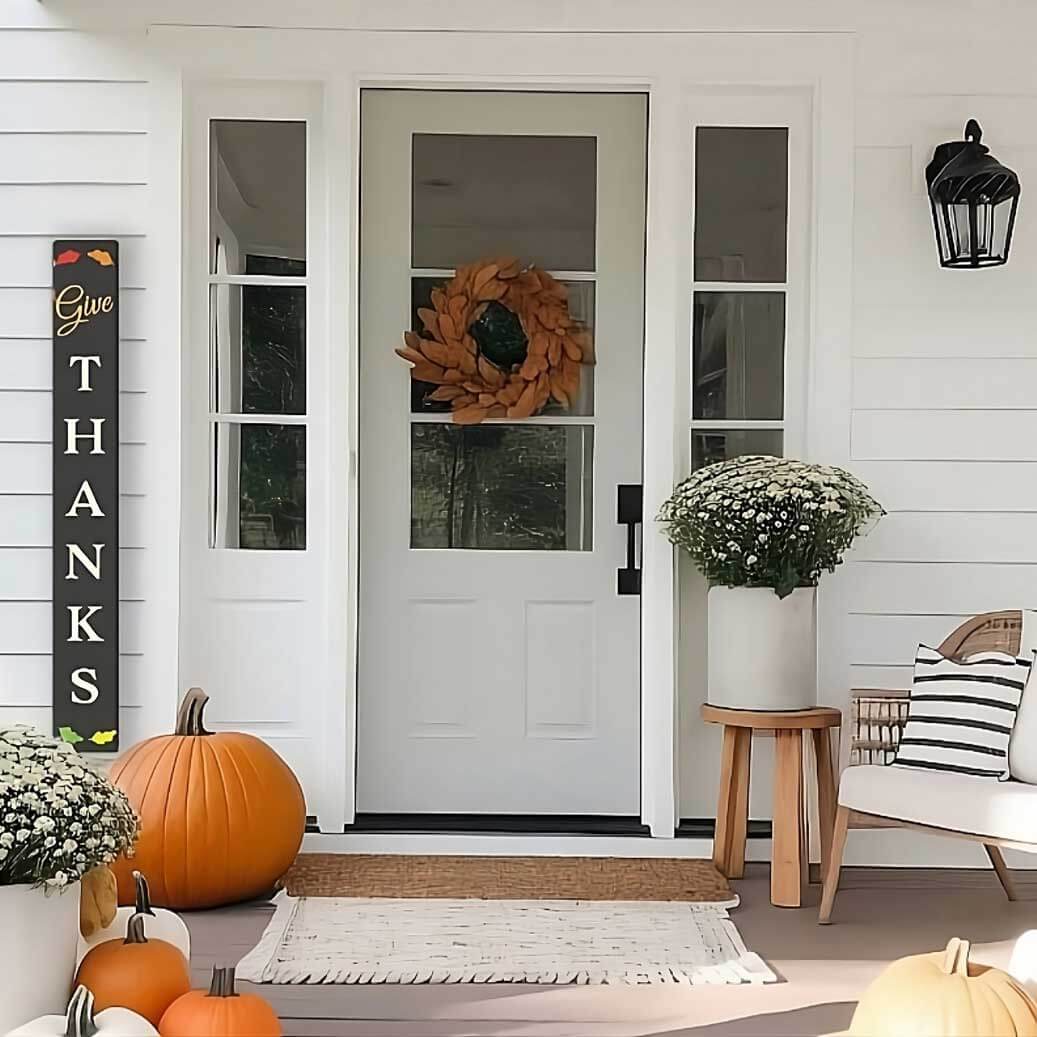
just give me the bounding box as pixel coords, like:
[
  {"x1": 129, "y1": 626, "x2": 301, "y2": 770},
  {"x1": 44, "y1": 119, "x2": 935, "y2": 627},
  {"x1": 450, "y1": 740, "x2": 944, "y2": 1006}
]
[{"x1": 893, "y1": 645, "x2": 1031, "y2": 779}]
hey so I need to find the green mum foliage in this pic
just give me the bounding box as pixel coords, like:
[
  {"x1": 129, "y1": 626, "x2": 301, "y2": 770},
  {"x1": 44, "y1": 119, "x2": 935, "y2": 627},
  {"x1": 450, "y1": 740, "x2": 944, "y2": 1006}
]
[{"x1": 657, "y1": 455, "x2": 884, "y2": 598}]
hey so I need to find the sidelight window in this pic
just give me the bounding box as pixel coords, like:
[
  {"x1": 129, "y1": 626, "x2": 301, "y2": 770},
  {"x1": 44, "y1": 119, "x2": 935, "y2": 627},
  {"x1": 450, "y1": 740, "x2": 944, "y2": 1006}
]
[{"x1": 207, "y1": 120, "x2": 308, "y2": 549}]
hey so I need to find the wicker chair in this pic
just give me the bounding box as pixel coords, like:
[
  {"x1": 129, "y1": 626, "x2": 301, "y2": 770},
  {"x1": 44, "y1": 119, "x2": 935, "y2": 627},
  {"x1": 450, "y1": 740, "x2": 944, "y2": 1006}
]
[{"x1": 820, "y1": 610, "x2": 1031, "y2": 923}]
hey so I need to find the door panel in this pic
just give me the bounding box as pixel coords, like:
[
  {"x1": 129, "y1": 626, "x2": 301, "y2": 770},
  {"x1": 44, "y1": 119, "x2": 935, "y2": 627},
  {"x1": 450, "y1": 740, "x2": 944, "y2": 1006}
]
[{"x1": 357, "y1": 91, "x2": 646, "y2": 816}]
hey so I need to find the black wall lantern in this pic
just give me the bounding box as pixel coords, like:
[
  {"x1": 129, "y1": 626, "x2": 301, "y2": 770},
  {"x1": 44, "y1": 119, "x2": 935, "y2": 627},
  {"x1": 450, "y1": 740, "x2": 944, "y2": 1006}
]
[{"x1": 926, "y1": 119, "x2": 1020, "y2": 268}]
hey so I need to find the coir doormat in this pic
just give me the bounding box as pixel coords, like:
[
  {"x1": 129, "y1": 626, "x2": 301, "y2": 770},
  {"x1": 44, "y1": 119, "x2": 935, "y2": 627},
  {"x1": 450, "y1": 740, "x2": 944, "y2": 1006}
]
[{"x1": 283, "y1": 854, "x2": 733, "y2": 902}]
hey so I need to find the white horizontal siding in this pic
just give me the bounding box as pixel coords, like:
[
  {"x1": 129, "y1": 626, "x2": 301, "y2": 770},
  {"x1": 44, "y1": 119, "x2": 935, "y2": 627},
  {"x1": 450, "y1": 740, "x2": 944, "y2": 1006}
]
[
  {"x1": 1, "y1": 134, "x2": 147, "y2": 184},
  {"x1": 0, "y1": 31, "x2": 147, "y2": 80},
  {"x1": 1, "y1": 547, "x2": 146, "y2": 601},
  {"x1": 844, "y1": 561, "x2": 1037, "y2": 616},
  {"x1": 0, "y1": 442, "x2": 148, "y2": 494},
  {"x1": 854, "y1": 358, "x2": 1037, "y2": 410},
  {"x1": 0, "y1": 81, "x2": 148, "y2": 132},
  {"x1": 0, "y1": 22, "x2": 152, "y2": 737},
  {"x1": 0, "y1": 287, "x2": 147, "y2": 338},
  {"x1": 0, "y1": 184, "x2": 148, "y2": 236},
  {"x1": 0, "y1": 388, "x2": 148, "y2": 443},
  {"x1": 852, "y1": 461, "x2": 1037, "y2": 512},
  {"x1": 1, "y1": 338, "x2": 148, "y2": 391},
  {"x1": 0, "y1": 601, "x2": 143, "y2": 655},
  {"x1": 0, "y1": 494, "x2": 146, "y2": 547},
  {"x1": 855, "y1": 512, "x2": 1037, "y2": 563},
  {"x1": 1, "y1": 654, "x2": 144, "y2": 707},
  {"x1": 848, "y1": 613, "x2": 981, "y2": 665},
  {"x1": 0, "y1": 236, "x2": 146, "y2": 286},
  {"x1": 853, "y1": 410, "x2": 1037, "y2": 461},
  {"x1": 0, "y1": 706, "x2": 150, "y2": 745}
]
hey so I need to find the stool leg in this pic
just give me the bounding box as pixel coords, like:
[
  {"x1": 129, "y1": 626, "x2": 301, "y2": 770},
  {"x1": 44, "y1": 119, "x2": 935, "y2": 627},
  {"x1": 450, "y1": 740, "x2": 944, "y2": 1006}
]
[
  {"x1": 772, "y1": 729, "x2": 804, "y2": 907},
  {"x1": 812, "y1": 727, "x2": 838, "y2": 880},
  {"x1": 714, "y1": 726, "x2": 751, "y2": 878}
]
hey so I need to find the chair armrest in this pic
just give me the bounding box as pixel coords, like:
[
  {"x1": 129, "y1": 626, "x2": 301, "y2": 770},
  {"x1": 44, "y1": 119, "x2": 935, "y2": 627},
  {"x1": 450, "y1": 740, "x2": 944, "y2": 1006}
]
[{"x1": 849, "y1": 688, "x2": 910, "y2": 767}]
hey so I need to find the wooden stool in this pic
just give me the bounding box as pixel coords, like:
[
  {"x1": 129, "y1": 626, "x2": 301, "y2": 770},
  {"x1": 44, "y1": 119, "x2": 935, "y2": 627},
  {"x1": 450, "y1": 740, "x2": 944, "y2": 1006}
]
[{"x1": 701, "y1": 704, "x2": 841, "y2": 908}]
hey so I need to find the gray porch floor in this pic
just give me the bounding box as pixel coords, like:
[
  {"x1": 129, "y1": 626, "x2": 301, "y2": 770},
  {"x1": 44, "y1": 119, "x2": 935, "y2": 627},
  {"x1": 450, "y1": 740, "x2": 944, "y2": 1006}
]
[{"x1": 185, "y1": 863, "x2": 1037, "y2": 1036}]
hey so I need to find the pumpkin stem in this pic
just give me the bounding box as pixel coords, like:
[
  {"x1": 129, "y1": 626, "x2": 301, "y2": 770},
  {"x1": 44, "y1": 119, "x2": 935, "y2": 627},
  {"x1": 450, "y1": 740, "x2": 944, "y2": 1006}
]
[
  {"x1": 942, "y1": 937, "x2": 972, "y2": 977},
  {"x1": 124, "y1": 912, "x2": 150, "y2": 945},
  {"x1": 175, "y1": 687, "x2": 211, "y2": 736},
  {"x1": 65, "y1": 986, "x2": 99, "y2": 1037},
  {"x1": 132, "y1": 870, "x2": 154, "y2": 915},
  {"x1": 208, "y1": 965, "x2": 240, "y2": 998}
]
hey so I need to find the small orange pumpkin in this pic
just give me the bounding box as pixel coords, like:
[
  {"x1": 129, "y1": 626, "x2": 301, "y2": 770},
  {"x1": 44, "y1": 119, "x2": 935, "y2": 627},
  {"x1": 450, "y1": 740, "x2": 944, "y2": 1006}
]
[
  {"x1": 159, "y1": 965, "x2": 281, "y2": 1036},
  {"x1": 74, "y1": 913, "x2": 191, "y2": 1026},
  {"x1": 110, "y1": 688, "x2": 306, "y2": 910}
]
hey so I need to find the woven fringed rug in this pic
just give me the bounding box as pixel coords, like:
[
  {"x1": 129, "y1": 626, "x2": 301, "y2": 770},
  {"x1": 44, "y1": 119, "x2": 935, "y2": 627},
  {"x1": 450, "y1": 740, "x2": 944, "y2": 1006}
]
[{"x1": 237, "y1": 893, "x2": 775, "y2": 986}]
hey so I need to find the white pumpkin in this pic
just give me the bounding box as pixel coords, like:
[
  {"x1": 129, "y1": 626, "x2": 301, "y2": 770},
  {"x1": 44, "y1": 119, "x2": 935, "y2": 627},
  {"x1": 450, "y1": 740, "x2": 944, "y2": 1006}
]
[
  {"x1": 6, "y1": 985, "x2": 157, "y2": 1037},
  {"x1": 1009, "y1": 931, "x2": 1037, "y2": 998},
  {"x1": 75, "y1": 872, "x2": 190, "y2": 966}
]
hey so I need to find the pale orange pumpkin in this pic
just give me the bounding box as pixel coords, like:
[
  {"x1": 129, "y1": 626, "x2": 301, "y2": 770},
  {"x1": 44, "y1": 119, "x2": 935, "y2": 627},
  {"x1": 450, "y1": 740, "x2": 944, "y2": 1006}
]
[
  {"x1": 109, "y1": 688, "x2": 305, "y2": 910},
  {"x1": 74, "y1": 913, "x2": 191, "y2": 1026},
  {"x1": 159, "y1": 966, "x2": 281, "y2": 1036},
  {"x1": 839, "y1": 938, "x2": 1037, "y2": 1036}
]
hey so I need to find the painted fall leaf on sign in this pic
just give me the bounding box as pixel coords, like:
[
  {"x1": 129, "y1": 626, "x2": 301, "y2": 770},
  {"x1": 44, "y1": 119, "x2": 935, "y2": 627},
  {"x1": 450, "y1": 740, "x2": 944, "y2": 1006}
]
[
  {"x1": 86, "y1": 249, "x2": 114, "y2": 267},
  {"x1": 54, "y1": 249, "x2": 81, "y2": 266},
  {"x1": 89, "y1": 729, "x2": 117, "y2": 746},
  {"x1": 59, "y1": 726, "x2": 84, "y2": 744}
]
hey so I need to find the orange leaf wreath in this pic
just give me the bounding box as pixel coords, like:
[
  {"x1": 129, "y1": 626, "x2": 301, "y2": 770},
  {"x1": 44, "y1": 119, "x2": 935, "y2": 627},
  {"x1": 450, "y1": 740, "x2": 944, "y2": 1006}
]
[{"x1": 395, "y1": 257, "x2": 593, "y2": 424}]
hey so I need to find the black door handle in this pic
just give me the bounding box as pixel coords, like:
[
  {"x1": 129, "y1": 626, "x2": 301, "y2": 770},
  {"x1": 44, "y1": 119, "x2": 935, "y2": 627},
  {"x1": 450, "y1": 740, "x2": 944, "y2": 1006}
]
[{"x1": 617, "y1": 484, "x2": 643, "y2": 596}]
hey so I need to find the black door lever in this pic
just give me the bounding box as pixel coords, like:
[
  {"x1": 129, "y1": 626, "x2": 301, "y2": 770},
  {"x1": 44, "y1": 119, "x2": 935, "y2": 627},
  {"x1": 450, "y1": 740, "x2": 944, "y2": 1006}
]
[{"x1": 617, "y1": 484, "x2": 643, "y2": 596}]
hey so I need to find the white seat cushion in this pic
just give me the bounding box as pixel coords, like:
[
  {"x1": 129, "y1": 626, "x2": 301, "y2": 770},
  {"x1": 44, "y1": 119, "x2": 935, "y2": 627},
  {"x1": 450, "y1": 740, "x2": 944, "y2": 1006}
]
[{"x1": 840, "y1": 764, "x2": 1037, "y2": 845}]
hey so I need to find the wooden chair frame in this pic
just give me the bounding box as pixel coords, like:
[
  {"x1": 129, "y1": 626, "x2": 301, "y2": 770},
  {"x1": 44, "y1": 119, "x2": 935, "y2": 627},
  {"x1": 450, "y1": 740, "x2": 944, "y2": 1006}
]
[{"x1": 819, "y1": 610, "x2": 1024, "y2": 923}]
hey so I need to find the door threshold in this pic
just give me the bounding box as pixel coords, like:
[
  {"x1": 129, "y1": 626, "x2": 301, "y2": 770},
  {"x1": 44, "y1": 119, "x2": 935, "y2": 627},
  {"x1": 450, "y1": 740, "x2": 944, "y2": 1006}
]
[
  {"x1": 347, "y1": 813, "x2": 650, "y2": 837},
  {"x1": 303, "y1": 830, "x2": 729, "y2": 858}
]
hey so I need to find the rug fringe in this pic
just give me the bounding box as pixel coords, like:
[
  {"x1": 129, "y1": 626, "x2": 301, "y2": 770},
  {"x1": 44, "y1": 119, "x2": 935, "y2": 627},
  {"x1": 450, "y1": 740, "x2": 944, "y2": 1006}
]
[{"x1": 236, "y1": 894, "x2": 775, "y2": 987}]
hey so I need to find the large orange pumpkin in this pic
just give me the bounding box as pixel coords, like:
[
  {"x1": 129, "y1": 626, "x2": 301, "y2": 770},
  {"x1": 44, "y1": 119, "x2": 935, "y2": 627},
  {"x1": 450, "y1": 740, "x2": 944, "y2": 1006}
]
[
  {"x1": 110, "y1": 687, "x2": 305, "y2": 909},
  {"x1": 160, "y1": 966, "x2": 281, "y2": 1036},
  {"x1": 74, "y1": 913, "x2": 192, "y2": 1025}
]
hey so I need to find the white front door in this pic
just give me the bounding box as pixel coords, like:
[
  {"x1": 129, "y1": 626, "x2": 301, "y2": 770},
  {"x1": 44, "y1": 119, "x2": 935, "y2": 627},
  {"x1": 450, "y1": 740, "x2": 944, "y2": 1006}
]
[{"x1": 357, "y1": 90, "x2": 647, "y2": 817}]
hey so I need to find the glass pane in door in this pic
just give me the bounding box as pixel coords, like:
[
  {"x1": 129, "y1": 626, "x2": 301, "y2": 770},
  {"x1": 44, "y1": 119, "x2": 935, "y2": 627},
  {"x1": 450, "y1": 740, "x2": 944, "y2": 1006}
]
[
  {"x1": 410, "y1": 423, "x2": 593, "y2": 551},
  {"x1": 412, "y1": 133, "x2": 597, "y2": 271}
]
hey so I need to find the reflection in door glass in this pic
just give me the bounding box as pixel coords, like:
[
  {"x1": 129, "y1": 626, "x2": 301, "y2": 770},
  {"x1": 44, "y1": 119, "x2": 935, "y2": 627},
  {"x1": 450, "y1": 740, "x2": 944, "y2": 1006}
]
[
  {"x1": 210, "y1": 284, "x2": 306, "y2": 415},
  {"x1": 412, "y1": 133, "x2": 597, "y2": 271},
  {"x1": 213, "y1": 422, "x2": 306, "y2": 550},
  {"x1": 411, "y1": 423, "x2": 593, "y2": 550},
  {"x1": 210, "y1": 120, "x2": 307, "y2": 276},
  {"x1": 692, "y1": 292, "x2": 784, "y2": 421},
  {"x1": 692, "y1": 428, "x2": 783, "y2": 471},
  {"x1": 694, "y1": 126, "x2": 788, "y2": 283}
]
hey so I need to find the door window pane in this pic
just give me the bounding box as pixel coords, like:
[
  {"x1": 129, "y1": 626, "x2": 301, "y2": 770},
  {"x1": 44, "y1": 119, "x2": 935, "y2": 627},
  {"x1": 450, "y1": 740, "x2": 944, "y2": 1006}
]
[
  {"x1": 411, "y1": 423, "x2": 593, "y2": 551},
  {"x1": 412, "y1": 133, "x2": 596, "y2": 271},
  {"x1": 210, "y1": 120, "x2": 307, "y2": 276},
  {"x1": 692, "y1": 292, "x2": 784, "y2": 421},
  {"x1": 211, "y1": 284, "x2": 306, "y2": 415},
  {"x1": 694, "y1": 127, "x2": 788, "y2": 283},
  {"x1": 692, "y1": 428, "x2": 783, "y2": 471},
  {"x1": 213, "y1": 423, "x2": 306, "y2": 549},
  {"x1": 408, "y1": 278, "x2": 595, "y2": 416}
]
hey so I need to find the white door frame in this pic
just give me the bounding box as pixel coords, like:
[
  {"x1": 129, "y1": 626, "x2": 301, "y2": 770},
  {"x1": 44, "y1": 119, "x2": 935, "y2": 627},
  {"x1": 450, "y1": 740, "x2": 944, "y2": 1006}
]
[{"x1": 151, "y1": 27, "x2": 854, "y2": 844}]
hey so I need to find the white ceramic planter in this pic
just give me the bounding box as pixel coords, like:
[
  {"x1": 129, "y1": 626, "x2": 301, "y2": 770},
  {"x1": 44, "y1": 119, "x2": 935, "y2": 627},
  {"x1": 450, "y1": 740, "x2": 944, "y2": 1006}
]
[
  {"x1": 707, "y1": 585, "x2": 818, "y2": 711},
  {"x1": 0, "y1": 882, "x2": 80, "y2": 1031}
]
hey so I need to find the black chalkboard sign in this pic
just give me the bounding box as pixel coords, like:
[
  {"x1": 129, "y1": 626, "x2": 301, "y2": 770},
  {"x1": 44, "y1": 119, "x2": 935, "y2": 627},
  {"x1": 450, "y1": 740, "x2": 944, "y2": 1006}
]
[{"x1": 52, "y1": 241, "x2": 119, "y2": 752}]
